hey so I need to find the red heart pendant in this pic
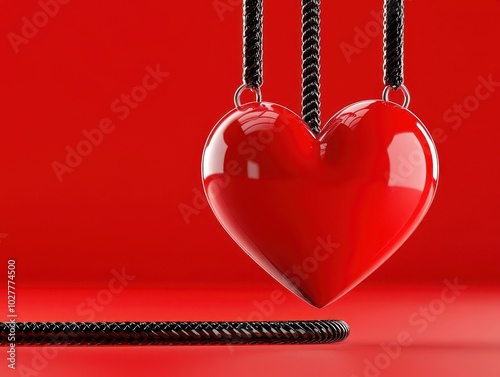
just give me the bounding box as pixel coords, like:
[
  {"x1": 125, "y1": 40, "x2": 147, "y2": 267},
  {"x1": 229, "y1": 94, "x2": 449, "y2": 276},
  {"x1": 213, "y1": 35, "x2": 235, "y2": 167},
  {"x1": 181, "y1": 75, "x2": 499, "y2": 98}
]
[{"x1": 202, "y1": 100, "x2": 438, "y2": 307}]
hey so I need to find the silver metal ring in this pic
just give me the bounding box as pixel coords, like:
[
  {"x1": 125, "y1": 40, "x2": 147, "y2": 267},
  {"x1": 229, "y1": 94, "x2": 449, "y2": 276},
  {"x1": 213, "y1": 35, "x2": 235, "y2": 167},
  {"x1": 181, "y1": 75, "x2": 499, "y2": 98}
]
[
  {"x1": 382, "y1": 84, "x2": 410, "y2": 108},
  {"x1": 234, "y1": 84, "x2": 262, "y2": 108}
]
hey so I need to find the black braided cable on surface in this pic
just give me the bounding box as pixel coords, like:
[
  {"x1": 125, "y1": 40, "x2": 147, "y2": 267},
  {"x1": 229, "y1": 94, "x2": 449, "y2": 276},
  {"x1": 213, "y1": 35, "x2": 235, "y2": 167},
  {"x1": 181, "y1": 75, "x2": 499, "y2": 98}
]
[
  {"x1": 0, "y1": 320, "x2": 349, "y2": 346},
  {"x1": 301, "y1": 0, "x2": 321, "y2": 134},
  {"x1": 383, "y1": 0, "x2": 404, "y2": 88},
  {"x1": 243, "y1": 0, "x2": 263, "y2": 89}
]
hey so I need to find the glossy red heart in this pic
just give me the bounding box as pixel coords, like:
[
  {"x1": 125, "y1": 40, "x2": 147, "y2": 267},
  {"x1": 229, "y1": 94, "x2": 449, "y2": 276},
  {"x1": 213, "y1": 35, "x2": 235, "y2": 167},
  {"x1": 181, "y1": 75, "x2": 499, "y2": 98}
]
[{"x1": 202, "y1": 100, "x2": 438, "y2": 307}]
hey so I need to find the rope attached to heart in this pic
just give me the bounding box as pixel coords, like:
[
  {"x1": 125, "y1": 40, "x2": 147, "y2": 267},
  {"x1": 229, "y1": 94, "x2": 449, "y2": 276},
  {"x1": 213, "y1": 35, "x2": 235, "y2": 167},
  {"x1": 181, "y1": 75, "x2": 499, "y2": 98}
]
[
  {"x1": 202, "y1": 0, "x2": 438, "y2": 324},
  {"x1": 236, "y1": 0, "x2": 408, "y2": 128}
]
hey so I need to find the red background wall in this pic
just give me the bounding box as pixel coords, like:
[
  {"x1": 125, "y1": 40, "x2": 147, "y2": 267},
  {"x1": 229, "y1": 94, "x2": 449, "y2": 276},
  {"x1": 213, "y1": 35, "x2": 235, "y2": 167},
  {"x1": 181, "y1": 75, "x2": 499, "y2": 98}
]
[{"x1": 0, "y1": 0, "x2": 499, "y2": 291}]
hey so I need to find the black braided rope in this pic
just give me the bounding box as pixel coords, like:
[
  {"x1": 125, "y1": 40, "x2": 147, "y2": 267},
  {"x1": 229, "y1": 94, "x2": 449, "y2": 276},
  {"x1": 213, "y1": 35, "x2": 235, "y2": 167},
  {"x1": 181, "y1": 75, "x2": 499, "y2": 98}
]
[
  {"x1": 243, "y1": 0, "x2": 263, "y2": 89},
  {"x1": 0, "y1": 320, "x2": 349, "y2": 346},
  {"x1": 301, "y1": 0, "x2": 321, "y2": 134},
  {"x1": 383, "y1": 0, "x2": 404, "y2": 88}
]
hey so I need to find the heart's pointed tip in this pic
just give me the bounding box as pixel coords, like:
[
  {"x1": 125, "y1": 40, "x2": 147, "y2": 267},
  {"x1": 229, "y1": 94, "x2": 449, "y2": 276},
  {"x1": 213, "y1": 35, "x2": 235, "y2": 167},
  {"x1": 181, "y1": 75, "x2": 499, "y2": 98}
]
[
  {"x1": 309, "y1": 302, "x2": 329, "y2": 309},
  {"x1": 300, "y1": 295, "x2": 333, "y2": 309},
  {"x1": 298, "y1": 290, "x2": 349, "y2": 309},
  {"x1": 288, "y1": 290, "x2": 327, "y2": 308}
]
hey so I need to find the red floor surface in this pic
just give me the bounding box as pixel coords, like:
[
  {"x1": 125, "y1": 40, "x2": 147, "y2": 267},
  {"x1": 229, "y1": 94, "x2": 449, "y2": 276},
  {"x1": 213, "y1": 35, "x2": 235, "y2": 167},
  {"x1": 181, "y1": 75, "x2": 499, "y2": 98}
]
[{"x1": 7, "y1": 283, "x2": 500, "y2": 377}]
